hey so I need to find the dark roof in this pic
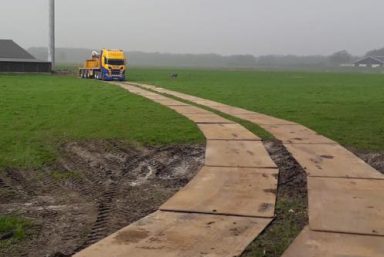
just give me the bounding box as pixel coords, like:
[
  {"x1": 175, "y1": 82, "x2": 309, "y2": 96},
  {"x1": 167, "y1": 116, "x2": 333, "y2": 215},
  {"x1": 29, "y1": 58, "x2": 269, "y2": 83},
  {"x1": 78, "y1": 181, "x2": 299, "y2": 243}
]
[
  {"x1": 0, "y1": 39, "x2": 35, "y2": 60},
  {"x1": 354, "y1": 56, "x2": 384, "y2": 64},
  {"x1": 373, "y1": 56, "x2": 384, "y2": 63},
  {"x1": 0, "y1": 58, "x2": 49, "y2": 63}
]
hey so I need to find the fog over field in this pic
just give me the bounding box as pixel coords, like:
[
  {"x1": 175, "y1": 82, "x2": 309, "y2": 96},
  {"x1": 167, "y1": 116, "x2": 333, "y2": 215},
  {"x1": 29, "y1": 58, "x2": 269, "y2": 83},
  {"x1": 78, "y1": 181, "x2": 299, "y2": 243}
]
[{"x1": 2, "y1": 0, "x2": 384, "y2": 57}]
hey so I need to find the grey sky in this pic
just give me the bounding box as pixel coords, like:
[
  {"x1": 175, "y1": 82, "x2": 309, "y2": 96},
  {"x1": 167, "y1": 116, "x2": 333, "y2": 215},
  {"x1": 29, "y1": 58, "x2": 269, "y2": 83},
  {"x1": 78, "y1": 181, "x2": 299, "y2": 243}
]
[{"x1": 1, "y1": 0, "x2": 384, "y2": 56}]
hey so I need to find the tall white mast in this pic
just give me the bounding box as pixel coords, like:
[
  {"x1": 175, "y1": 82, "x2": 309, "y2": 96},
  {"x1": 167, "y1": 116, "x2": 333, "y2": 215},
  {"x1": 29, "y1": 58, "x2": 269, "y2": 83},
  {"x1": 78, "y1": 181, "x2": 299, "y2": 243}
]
[{"x1": 48, "y1": 0, "x2": 55, "y2": 71}]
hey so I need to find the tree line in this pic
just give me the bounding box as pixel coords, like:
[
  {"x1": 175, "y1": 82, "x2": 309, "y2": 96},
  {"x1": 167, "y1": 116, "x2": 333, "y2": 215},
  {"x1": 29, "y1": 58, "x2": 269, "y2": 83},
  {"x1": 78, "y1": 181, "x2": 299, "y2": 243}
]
[{"x1": 28, "y1": 47, "x2": 384, "y2": 68}]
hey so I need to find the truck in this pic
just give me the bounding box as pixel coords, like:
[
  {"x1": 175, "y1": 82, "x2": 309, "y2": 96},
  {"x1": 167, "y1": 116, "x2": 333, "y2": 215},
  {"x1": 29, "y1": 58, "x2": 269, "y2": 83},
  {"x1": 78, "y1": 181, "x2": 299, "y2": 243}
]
[{"x1": 79, "y1": 49, "x2": 126, "y2": 81}]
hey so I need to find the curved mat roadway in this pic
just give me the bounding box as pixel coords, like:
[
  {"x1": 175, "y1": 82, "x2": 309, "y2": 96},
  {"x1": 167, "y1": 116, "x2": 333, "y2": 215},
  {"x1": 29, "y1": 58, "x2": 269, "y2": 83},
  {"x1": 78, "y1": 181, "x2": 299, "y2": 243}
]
[
  {"x1": 74, "y1": 84, "x2": 278, "y2": 257},
  {"x1": 130, "y1": 82, "x2": 384, "y2": 257}
]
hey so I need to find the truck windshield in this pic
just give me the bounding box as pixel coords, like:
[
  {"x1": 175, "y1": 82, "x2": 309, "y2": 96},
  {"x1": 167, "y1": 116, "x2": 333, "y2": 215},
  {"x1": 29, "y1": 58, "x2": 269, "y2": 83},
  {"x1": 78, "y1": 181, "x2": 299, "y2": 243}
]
[{"x1": 106, "y1": 59, "x2": 124, "y2": 65}]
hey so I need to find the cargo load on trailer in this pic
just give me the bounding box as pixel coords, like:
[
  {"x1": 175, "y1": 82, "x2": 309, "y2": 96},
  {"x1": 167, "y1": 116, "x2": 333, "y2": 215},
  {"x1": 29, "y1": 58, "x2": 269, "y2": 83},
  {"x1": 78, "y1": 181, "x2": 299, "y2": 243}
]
[{"x1": 79, "y1": 49, "x2": 126, "y2": 81}]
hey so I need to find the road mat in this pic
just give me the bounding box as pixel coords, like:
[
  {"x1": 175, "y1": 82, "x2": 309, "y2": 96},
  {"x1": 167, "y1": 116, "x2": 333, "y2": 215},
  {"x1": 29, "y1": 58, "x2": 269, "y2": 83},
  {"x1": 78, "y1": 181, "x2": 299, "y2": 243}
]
[
  {"x1": 161, "y1": 166, "x2": 278, "y2": 217},
  {"x1": 74, "y1": 211, "x2": 272, "y2": 257},
  {"x1": 308, "y1": 177, "x2": 384, "y2": 236}
]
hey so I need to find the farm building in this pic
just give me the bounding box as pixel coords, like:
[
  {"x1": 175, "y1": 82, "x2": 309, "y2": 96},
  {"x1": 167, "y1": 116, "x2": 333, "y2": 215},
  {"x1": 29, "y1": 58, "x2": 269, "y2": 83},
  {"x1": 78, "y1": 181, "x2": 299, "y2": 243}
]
[
  {"x1": 0, "y1": 39, "x2": 51, "y2": 73},
  {"x1": 354, "y1": 56, "x2": 384, "y2": 68}
]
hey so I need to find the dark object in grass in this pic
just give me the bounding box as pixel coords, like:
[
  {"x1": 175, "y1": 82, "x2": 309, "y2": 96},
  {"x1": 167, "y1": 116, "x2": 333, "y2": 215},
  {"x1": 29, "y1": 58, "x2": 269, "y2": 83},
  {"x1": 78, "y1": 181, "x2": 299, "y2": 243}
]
[
  {"x1": 170, "y1": 73, "x2": 178, "y2": 79},
  {"x1": 0, "y1": 231, "x2": 14, "y2": 240},
  {"x1": 50, "y1": 252, "x2": 70, "y2": 257}
]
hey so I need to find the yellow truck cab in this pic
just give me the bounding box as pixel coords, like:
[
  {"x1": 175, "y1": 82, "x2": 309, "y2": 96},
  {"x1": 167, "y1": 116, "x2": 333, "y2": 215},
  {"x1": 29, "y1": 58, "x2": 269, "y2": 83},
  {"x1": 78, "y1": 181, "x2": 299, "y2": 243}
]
[{"x1": 79, "y1": 49, "x2": 126, "y2": 81}]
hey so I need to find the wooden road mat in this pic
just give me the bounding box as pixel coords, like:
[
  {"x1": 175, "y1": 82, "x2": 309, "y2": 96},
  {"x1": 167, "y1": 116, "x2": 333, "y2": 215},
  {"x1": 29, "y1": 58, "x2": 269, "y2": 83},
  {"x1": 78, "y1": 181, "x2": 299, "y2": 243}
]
[
  {"x1": 74, "y1": 211, "x2": 272, "y2": 257},
  {"x1": 308, "y1": 177, "x2": 384, "y2": 236},
  {"x1": 285, "y1": 143, "x2": 384, "y2": 179},
  {"x1": 197, "y1": 123, "x2": 260, "y2": 140},
  {"x1": 282, "y1": 226, "x2": 384, "y2": 257},
  {"x1": 161, "y1": 166, "x2": 278, "y2": 217},
  {"x1": 205, "y1": 140, "x2": 277, "y2": 168},
  {"x1": 259, "y1": 124, "x2": 336, "y2": 144}
]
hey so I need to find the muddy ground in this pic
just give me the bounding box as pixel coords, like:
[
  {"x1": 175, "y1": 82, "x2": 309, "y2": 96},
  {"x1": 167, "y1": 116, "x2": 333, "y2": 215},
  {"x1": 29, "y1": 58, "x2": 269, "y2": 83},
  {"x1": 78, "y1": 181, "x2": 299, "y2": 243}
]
[
  {"x1": 355, "y1": 150, "x2": 384, "y2": 174},
  {"x1": 1, "y1": 140, "x2": 383, "y2": 257},
  {"x1": 0, "y1": 141, "x2": 204, "y2": 257}
]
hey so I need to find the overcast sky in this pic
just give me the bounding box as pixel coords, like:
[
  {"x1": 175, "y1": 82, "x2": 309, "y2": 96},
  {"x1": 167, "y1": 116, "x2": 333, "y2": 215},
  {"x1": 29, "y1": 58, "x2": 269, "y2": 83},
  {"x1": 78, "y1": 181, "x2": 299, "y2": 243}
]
[{"x1": 1, "y1": 0, "x2": 384, "y2": 56}]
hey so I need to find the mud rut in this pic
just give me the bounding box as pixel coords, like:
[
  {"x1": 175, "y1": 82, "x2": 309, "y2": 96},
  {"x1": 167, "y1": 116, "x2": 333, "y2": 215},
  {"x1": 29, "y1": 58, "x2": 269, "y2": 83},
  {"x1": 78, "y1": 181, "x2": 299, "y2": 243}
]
[
  {"x1": 0, "y1": 141, "x2": 204, "y2": 257},
  {"x1": 242, "y1": 140, "x2": 308, "y2": 257}
]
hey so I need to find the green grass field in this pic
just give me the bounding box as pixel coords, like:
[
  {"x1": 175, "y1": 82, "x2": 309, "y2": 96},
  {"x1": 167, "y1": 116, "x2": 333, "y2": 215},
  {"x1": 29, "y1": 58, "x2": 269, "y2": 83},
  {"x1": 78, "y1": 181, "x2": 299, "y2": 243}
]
[
  {"x1": 0, "y1": 74, "x2": 203, "y2": 168},
  {"x1": 128, "y1": 68, "x2": 384, "y2": 151}
]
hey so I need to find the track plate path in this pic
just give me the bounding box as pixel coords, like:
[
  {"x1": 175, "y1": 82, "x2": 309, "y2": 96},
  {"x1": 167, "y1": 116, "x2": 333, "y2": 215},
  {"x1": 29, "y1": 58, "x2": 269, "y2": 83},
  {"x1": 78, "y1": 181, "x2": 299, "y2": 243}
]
[
  {"x1": 129, "y1": 82, "x2": 384, "y2": 256},
  {"x1": 75, "y1": 211, "x2": 271, "y2": 257},
  {"x1": 74, "y1": 83, "x2": 278, "y2": 257}
]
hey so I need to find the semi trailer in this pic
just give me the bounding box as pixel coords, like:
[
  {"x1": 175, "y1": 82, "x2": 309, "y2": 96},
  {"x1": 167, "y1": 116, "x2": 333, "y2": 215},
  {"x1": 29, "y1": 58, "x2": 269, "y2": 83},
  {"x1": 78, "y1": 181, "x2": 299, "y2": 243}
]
[{"x1": 79, "y1": 49, "x2": 126, "y2": 81}]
